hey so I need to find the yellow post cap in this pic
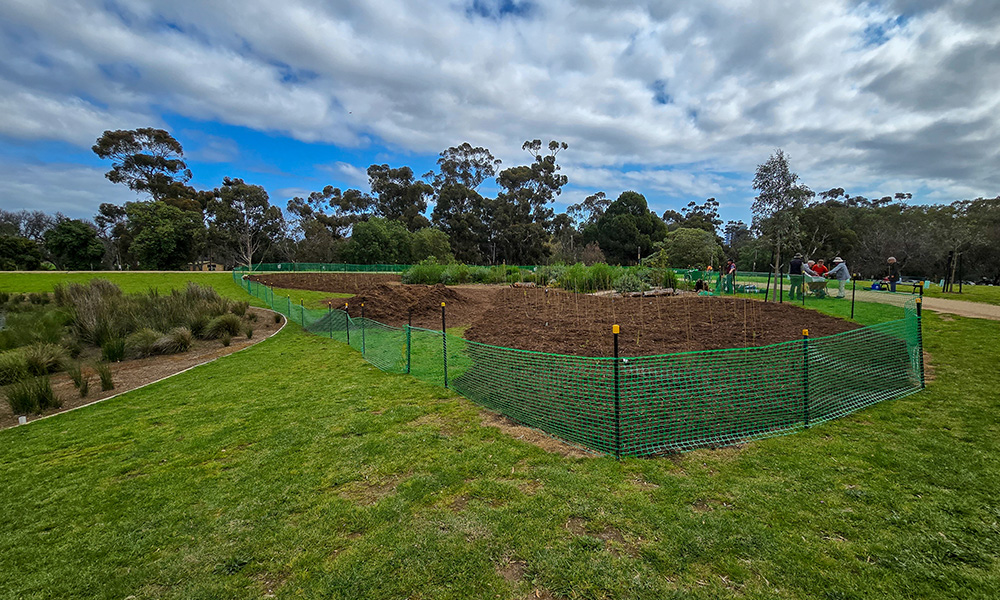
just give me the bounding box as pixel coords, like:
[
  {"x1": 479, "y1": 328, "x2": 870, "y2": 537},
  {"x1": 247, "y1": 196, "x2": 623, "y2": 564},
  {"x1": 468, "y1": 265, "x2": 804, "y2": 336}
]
[
  {"x1": 803, "y1": 329, "x2": 809, "y2": 336},
  {"x1": 613, "y1": 324, "x2": 620, "y2": 334},
  {"x1": 916, "y1": 298, "x2": 922, "y2": 304},
  {"x1": 441, "y1": 302, "x2": 446, "y2": 307},
  {"x1": 361, "y1": 302, "x2": 364, "y2": 307}
]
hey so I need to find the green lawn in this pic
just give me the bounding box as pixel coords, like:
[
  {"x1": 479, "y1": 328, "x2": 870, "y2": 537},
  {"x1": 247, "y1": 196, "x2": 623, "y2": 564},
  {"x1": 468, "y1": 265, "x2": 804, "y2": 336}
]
[
  {"x1": 923, "y1": 283, "x2": 1000, "y2": 306},
  {"x1": 1, "y1": 274, "x2": 997, "y2": 598},
  {"x1": 0, "y1": 271, "x2": 238, "y2": 297}
]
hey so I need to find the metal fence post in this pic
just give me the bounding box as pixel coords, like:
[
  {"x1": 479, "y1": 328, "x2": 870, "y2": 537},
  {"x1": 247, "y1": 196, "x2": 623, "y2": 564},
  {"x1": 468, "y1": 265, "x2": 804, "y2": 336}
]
[
  {"x1": 441, "y1": 302, "x2": 448, "y2": 388},
  {"x1": 406, "y1": 308, "x2": 412, "y2": 375},
  {"x1": 345, "y1": 303, "x2": 350, "y2": 346},
  {"x1": 361, "y1": 302, "x2": 366, "y2": 356},
  {"x1": 803, "y1": 329, "x2": 810, "y2": 427},
  {"x1": 916, "y1": 298, "x2": 925, "y2": 389},
  {"x1": 851, "y1": 276, "x2": 857, "y2": 319},
  {"x1": 328, "y1": 303, "x2": 333, "y2": 338},
  {"x1": 300, "y1": 299, "x2": 304, "y2": 326},
  {"x1": 613, "y1": 324, "x2": 621, "y2": 460}
]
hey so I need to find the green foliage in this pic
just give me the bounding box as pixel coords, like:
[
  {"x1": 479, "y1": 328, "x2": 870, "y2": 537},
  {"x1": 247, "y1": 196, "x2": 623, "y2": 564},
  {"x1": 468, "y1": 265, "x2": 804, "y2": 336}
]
[
  {"x1": 206, "y1": 314, "x2": 243, "y2": 339},
  {"x1": 401, "y1": 259, "x2": 528, "y2": 285},
  {"x1": 228, "y1": 299, "x2": 249, "y2": 317},
  {"x1": 0, "y1": 350, "x2": 28, "y2": 385},
  {"x1": 662, "y1": 227, "x2": 725, "y2": 268},
  {"x1": 43, "y1": 219, "x2": 105, "y2": 270},
  {"x1": 244, "y1": 325, "x2": 253, "y2": 340},
  {"x1": 556, "y1": 262, "x2": 621, "y2": 292},
  {"x1": 153, "y1": 327, "x2": 194, "y2": 355},
  {"x1": 0, "y1": 234, "x2": 43, "y2": 270},
  {"x1": 220, "y1": 333, "x2": 232, "y2": 347},
  {"x1": 101, "y1": 338, "x2": 126, "y2": 363},
  {"x1": 208, "y1": 177, "x2": 285, "y2": 269},
  {"x1": 592, "y1": 191, "x2": 667, "y2": 265},
  {"x1": 401, "y1": 259, "x2": 446, "y2": 284},
  {"x1": 91, "y1": 128, "x2": 192, "y2": 200},
  {"x1": 343, "y1": 217, "x2": 413, "y2": 264},
  {"x1": 124, "y1": 201, "x2": 204, "y2": 270},
  {"x1": 66, "y1": 363, "x2": 91, "y2": 398},
  {"x1": 4, "y1": 376, "x2": 58, "y2": 414},
  {"x1": 613, "y1": 272, "x2": 647, "y2": 294},
  {"x1": 22, "y1": 343, "x2": 67, "y2": 376},
  {"x1": 410, "y1": 227, "x2": 453, "y2": 263},
  {"x1": 94, "y1": 361, "x2": 114, "y2": 391},
  {"x1": 0, "y1": 304, "x2": 71, "y2": 351},
  {"x1": 125, "y1": 328, "x2": 161, "y2": 358}
]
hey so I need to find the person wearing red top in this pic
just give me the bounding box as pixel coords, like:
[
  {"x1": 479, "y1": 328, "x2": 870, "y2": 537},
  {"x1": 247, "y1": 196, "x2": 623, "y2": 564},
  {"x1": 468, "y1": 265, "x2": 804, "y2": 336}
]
[{"x1": 813, "y1": 259, "x2": 829, "y2": 276}]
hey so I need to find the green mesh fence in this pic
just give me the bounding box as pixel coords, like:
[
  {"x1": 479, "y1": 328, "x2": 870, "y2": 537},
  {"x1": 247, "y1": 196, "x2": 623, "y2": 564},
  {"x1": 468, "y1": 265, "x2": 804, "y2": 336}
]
[
  {"x1": 236, "y1": 271, "x2": 924, "y2": 456},
  {"x1": 234, "y1": 263, "x2": 412, "y2": 273}
]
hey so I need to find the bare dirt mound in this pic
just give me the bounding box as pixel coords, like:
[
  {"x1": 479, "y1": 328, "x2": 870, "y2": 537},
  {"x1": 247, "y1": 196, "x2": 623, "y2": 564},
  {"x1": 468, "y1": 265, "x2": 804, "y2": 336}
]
[
  {"x1": 247, "y1": 272, "x2": 400, "y2": 294},
  {"x1": 464, "y1": 287, "x2": 861, "y2": 357},
  {"x1": 347, "y1": 283, "x2": 493, "y2": 329}
]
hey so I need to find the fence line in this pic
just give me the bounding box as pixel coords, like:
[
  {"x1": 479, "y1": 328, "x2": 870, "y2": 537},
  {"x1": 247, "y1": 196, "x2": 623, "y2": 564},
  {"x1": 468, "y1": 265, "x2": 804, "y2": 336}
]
[{"x1": 235, "y1": 271, "x2": 923, "y2": 456}]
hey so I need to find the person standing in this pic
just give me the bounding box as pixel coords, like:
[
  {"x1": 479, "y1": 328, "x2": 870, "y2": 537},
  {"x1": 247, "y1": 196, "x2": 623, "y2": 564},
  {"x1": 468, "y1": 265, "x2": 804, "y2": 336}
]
[
  {"x1": 789, "y1": 253, "x2": 804, "y2": 300},
  {"x1": 813, "y1": 259, "x2": 829, "y2": 277},
  {"x1": 887, "y1": 257, "x2": 900, "y2": 292},
  {"x1": 724, "y1": 259, "x2": 737, "y2": 294},
  {"x1": 826, "y1": 257, "x2": 849, "y2": 298}
]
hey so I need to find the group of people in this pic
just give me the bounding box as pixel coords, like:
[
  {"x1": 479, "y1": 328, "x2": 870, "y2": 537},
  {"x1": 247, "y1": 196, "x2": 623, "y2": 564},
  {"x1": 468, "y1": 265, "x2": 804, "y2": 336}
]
[{"x1": 789, "y1": 254, "x2": 851, "y2": 299}]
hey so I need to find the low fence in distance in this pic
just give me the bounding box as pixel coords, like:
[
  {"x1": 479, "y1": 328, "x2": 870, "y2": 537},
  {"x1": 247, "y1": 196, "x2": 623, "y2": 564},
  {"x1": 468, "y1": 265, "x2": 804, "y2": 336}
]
[
  {"x1": 235, "y1": 271, "x2": 924, "y2": 456},
  {"x1": 233, "y1": 263, "x2": 412, "y2": 273}
]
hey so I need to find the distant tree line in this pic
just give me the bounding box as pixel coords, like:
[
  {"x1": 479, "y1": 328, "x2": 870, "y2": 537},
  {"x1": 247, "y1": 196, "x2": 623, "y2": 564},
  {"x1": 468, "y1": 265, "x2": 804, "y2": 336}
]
[{"x1": 1, "y1": 129, "x2": 998, "y2": 284}]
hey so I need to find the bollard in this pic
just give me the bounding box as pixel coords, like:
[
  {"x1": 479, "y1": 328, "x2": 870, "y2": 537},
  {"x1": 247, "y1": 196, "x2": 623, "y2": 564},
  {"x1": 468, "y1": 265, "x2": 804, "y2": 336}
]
[
  {"x1": 803, "y1": 329, "x2": 810, "y2": 427},
  {"x1": 613, "y1": 324, "x2": 621, "y2": 460},
  {"x1": 441, "y1": 302, "x2": 448, "y2": 388}
]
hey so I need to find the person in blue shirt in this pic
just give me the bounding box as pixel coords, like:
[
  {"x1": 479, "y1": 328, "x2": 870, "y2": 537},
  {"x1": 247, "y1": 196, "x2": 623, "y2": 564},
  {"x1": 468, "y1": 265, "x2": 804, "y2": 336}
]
[{"x1": 825, "y1": 257, "x2": 849, "y2": 298}]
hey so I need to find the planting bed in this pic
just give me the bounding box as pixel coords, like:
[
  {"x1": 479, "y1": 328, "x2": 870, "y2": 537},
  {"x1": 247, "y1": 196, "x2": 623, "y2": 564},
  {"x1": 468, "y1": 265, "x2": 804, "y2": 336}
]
[
  {"x1": 254, "y1": 274, "x2": 861, "y2": 357},
  {"x1": 0, "y1": 307, "x2": 282, "y2": 430},
  {"x1": 248, "y1": 272, "x2": 400, "y2": 295}
]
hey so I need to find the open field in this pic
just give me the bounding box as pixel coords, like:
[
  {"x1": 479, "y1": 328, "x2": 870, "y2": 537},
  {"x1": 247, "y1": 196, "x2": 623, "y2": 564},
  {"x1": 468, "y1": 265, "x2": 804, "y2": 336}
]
[
  {"x1": 923, "y1": 284, "x2": 1000, "y2": 306},
  {"x1": 1, "y1": 273, "x2": 997, "y2": 598},
  {"x1": 0, "y1": 272, "x2": 238, "y2": 296}
]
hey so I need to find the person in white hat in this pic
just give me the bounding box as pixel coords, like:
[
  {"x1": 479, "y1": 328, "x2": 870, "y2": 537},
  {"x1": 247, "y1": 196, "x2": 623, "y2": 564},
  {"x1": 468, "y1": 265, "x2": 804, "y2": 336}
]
[{"x1": 826, "y1": 257, "x2": 849, "y2": 298}]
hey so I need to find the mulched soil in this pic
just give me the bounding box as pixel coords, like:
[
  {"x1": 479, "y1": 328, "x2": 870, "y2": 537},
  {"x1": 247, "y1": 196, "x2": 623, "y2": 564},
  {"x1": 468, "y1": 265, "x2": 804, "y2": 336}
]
[
  {"x1": 467, "y1": 287, "x2": 861, "y2": 357},
  {"x1": 345, "y1": 283, "x2": 495, "y2": 329},
  {"x1": 0, "y1": 307, "x2": 283, "y2": 431},
  {"x1": 246, "y1": 275, "x2": 862, "y2": 357},
  {"x1": 247, "y1": 272, "x2": 400, "y2": 294}
]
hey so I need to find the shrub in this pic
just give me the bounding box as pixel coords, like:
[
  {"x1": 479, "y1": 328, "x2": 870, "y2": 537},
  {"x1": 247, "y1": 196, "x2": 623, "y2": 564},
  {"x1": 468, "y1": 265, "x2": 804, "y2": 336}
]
[
  {"x1": 67, "y1": 363, "x2": 90, "y2": 398},
  {"x1": 245, "y1": 325, "x2": 254, "y2": 339},
  {"x1": 228, "y1": 300, "x2": 249, "y2": 317},
  {"x1": 22, "y1": 343, "x2": 68, "y2": 376},
  {"x1": 440, "y1": 263, "x2": 472, "y2": 284},
  {"x1": 0, "y1": 291, "x2": 8, "y2": 304},
  {"x1": 220, "y1": 333, "x2": 232, "y2": 347},
  {"x1": 206, "y1": 314, "x2": 243, "y2": 339},
  {"x1": 94, "y1": 362, "x2": 114, "y2": 391},
  {"x1": 0, "y1": 350, "x2": 28, "y2": 385},
  {"x1": 273, "y1": 313, "x2": 282, "y2": 324},
  {"x1": 189, "y1": 315, "x2": 209, "y2": 339},
  {"x1": 125, "y1": 328, "x2": 161, "y2": 358},
  {"x1": 246, "y1": 312, "x2": 258, "y2": 322},
  {"x1": 401, "y1": 259, "x2": 446, "y2": 285},
  {"x1": 28, "y1": 292, "x2": 50, "y2": 305},
  {"x1": 4, "y1": 376, "x2": 59, "y2": 414},
  {"x1": 101, "y1": 338, "x2": 126, "y2": 362},
  {"x1": 153, "y1": 327, "x2": 193, "y2": 355},
  {"x1": 614, "y1": 273, "x2": 647, "y2": 294},
  {"x1": 79, "y1": 376, "x2": 89, "y2": 398}
]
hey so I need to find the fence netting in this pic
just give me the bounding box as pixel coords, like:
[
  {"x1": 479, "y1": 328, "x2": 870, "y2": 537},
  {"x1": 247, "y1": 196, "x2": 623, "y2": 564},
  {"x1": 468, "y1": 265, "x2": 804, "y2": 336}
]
[{"x1": 236, "y1": 272, "x2": 923, "y2": 457}]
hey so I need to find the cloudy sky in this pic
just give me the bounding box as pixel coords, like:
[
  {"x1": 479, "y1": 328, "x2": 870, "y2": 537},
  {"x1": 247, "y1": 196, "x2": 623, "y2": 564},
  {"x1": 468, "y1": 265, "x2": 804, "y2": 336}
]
[{"x1": 1, "y1": 0, "x2": 998, "y2": 224}]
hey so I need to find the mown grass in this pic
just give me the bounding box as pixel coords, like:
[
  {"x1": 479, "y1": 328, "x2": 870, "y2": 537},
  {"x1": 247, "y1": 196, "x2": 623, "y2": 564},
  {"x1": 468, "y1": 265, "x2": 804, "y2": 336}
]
[
  {"x1": 923, "y1": 284, "x2": 1000, "y2": 306},
  {"x1": 0, "y1": 272, "x2": 238, "y2": 297},
  {"x1": 0, "y1": 274, "x2": 997, "y2": 598}
]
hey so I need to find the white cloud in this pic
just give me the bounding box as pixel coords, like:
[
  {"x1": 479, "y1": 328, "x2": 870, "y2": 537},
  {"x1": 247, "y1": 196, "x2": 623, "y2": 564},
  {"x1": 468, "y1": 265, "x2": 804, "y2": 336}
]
[
  {"x1": 316, "y1": 161, "x2": 370, "y2": 190},
  {"x1": 0, "y1": 161, "x2": 139, "y2": 219},
  {"x1": 1, "y1": 0, "x2": 999, "y2": 218}
]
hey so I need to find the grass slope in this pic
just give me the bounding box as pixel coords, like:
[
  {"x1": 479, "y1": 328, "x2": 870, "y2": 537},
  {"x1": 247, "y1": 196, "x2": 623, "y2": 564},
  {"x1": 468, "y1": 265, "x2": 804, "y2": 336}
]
[
  {"x1": 0, "y1": 272, "x2": 238, "y2": 296},
  {"x1": 0, "y1": 275, "x2": 997, "y2": 598}
]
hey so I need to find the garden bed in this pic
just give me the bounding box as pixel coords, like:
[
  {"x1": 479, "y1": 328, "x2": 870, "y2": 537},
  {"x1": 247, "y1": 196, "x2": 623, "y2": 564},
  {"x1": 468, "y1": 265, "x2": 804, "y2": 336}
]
[{"x1": 0, "y1": 307, "x2": 281, "y2": 430}]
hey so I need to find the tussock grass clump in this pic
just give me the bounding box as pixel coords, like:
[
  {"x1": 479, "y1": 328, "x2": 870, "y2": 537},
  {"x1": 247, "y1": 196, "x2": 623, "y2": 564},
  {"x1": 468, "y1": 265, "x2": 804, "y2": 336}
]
[
  {"x1": 273, "y1": 313, "x2": 282, "y2": 324},
  {"x1": 220, "y1": 333, "x2": 232, "y2": 347},
  {"x1": 101, "y1": 338, "x2": 126, "y2": 363},
  {"x1": 22, "y1": 343, "x2": 67, "y2": 376},
  {"x1": 4, "y1": 376, "x2": 58, "y2": 414},
  {"x1": 189, "y1": 315, "x2": 209, "y2": 339},
  {"x1": 206, "y1": 314, "x2": 243, "y2": 339},
  {"x1": 229, "y1": 300, "x2": 249, "y2": 317},
  {"x1": 153, "y1": 327, "x2": 193, "y2": 355},
  {"x1": 125, "y1": 328, "x2": 161, "y2": 359},
  {"x1": 94, "y1": 362, "x2": 114, "y2": 391},
  {"x1": 66, "y1": 363, "x2": 90, "y2": 398},
  {"x1": 244, "y1": 325, "x2": 253, "y2": 339},
  {"x1": 0, "y1": 350, "x2": 28, "y2": 385}
]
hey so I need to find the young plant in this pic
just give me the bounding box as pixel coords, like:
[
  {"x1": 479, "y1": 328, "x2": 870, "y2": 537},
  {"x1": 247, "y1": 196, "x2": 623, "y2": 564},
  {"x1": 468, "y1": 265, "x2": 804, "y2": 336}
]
[
  {"x1": 101, "y1": 338, "x2": 126, "y2": 363},
  {"x1": 94, "y1": 362, "x2": 114, "y2": 391},
  {"x1": 153, "y1": 327, "x2": 193, "y2": 355},
  {"x1": 22, "y1": 343, "x2": 68, "y2": 376},
  {"x1": 207, "y1": 314, "x2": 243, "y2": 339},
  {"x1": 0, "y1": 350, "x2": 28, "y2": 386},
  {"x1": 245, "y1": 325, "x2": 253, "y2": 339},
  {"x1": 220, "y1": 333, "x2": 232, "y2": 347},
  {"x1": 4, "y1": 376, "x2": 59, "y2": 414},
  {"x1": 125, "y1": 328, "x2": 161, "y2": 358}
]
